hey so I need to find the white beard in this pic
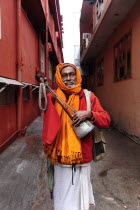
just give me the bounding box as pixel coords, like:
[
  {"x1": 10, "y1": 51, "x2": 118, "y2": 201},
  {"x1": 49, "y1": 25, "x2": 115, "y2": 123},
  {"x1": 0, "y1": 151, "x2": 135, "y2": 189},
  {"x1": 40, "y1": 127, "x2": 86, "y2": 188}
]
[{"x1": 64, "y1": 81, "x2": 76, "y2": 88}]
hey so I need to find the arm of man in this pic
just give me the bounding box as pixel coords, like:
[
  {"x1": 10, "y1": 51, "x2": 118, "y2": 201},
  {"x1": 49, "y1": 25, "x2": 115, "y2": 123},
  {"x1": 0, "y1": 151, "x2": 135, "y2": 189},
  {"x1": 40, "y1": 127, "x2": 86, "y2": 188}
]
[
  {"x1": 72, "y1": 92, "x2": 110, "y2": 128},
  {"x1": 90, "y1": 93, "x2": 110, "y2": 128}
]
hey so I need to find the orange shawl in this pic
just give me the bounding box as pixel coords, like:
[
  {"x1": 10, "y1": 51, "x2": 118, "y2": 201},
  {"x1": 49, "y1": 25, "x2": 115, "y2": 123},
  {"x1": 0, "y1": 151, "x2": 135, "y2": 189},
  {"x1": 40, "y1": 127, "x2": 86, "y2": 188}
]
[{"x1": 44, "y1": 63, "x2": 83, "y2": 164}]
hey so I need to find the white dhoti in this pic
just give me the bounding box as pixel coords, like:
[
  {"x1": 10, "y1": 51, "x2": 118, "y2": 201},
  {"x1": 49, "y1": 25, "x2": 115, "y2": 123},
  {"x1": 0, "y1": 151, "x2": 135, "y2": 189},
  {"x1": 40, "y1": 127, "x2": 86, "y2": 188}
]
[{"x1": 54, "y1": 163, "x2": 95, "y2": 210}]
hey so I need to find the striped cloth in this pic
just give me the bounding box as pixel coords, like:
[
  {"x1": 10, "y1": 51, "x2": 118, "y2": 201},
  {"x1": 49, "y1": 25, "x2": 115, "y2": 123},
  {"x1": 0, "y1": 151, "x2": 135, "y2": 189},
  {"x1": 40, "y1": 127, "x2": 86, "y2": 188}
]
[{"x1": 54, "y1": 163, "x2": 95, "y2": 210}]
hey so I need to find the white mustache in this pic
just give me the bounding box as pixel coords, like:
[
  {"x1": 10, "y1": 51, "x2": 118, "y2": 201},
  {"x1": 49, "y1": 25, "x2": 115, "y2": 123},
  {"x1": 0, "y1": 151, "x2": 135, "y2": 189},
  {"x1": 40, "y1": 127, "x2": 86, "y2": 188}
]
[{"x1": 64, "y1": 81, "x2": 75, "y2": 86}]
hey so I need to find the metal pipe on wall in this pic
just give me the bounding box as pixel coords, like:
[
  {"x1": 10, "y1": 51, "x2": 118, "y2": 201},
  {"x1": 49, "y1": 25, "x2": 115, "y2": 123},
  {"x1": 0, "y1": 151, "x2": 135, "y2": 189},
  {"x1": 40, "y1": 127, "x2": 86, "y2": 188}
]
[
  {"x1": 17, "y1": 0, "x2": 23, "y2": 132},
  {"x1": 45, "y1": 0, "x2": 49, "y2": 82}
]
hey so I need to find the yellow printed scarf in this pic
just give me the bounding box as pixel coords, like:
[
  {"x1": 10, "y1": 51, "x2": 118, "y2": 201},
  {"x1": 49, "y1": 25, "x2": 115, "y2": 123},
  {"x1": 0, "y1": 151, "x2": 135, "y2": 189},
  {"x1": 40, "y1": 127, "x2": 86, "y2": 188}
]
[{"x1": 44, "y1": 63, "x2": 83, "y2": 164}]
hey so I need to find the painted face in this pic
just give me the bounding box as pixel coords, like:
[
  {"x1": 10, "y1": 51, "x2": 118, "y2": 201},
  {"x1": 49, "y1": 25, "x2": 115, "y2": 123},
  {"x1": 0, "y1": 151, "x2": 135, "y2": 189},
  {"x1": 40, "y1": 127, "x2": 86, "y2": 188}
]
[{"x1": 60, "y1": 66, "x2": 77, "y2": 88}]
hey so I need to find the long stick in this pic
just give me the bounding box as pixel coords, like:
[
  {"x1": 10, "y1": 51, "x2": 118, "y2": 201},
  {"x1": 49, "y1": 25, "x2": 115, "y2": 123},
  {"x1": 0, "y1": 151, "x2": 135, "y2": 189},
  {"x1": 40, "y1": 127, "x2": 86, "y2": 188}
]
[
  {"x1": 45, "y1": 83, "x2": 76, "y2": 114},
  {"x1": 55, "y1": 97, "x2": 73, "y2": 120}
]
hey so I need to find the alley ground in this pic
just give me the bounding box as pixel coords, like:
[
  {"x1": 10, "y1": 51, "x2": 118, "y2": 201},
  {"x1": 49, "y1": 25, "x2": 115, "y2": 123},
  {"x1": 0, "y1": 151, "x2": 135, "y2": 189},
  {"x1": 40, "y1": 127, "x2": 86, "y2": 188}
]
[{"x1": 0, "y1": 116, "x2": 140, "y2": 210}]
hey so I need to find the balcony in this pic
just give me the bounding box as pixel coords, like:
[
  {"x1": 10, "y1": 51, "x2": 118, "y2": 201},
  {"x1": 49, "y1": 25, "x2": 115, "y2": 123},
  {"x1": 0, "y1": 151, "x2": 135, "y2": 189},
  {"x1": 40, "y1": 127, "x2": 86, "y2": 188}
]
[
  {"x1": 81, "y1": 0, "x2": 137, "y2": 64},
  {"x1": 21, "y1": 0, "x2": 46, "y2": 34}
]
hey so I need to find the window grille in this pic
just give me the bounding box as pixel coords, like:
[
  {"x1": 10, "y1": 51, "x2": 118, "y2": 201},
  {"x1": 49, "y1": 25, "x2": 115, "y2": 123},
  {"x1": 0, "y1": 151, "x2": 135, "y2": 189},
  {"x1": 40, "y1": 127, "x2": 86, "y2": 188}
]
[
  {"x1": 0, "y1": 84, "x2": 17, "y2": 105},
  {"x1": 114, "y1": 32, "x2": 132, "y2": 81},
  {"x1": 96, "y1": 0, "x2": 104, "y2": 21},
  {"x1": 32, "y1": 88, "x2": 38, "y2": 100},
  {"x1": 82, "y1": 33, "x2": 91, "y2": 49},
  {"x1": 22, "y1": 86, "x2": 30, "y2": 101}
]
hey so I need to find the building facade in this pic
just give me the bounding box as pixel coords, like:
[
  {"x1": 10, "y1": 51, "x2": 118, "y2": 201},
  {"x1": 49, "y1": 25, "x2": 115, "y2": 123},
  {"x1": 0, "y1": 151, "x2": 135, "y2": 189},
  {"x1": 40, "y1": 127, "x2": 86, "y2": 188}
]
[
  {"x1": 80, "y1": 0, "x2": 140, "y2": 141},
  {"x1": 0, "y1": 0, "x2": 63, "y2": 151}
]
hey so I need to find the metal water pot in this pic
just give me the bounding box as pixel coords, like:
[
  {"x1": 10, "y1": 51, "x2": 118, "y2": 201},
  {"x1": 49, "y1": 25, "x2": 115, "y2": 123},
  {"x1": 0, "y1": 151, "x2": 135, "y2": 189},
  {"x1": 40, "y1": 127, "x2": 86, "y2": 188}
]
[{"x1": 72, "y1": 120, "x2": 94, "y2": 139}]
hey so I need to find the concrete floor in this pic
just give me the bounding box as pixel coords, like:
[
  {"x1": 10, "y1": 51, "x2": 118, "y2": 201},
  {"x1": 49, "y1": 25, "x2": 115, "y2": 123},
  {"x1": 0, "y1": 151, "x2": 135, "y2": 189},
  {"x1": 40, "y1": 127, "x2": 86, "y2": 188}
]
[{"x1": 0, "y1": 116, "x2": 140, "y2": 210}]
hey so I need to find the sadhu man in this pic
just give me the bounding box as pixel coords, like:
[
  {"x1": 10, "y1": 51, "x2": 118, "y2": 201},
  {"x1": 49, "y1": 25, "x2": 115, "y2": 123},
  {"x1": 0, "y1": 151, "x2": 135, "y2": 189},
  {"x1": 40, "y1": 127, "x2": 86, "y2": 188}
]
[{"x1": 42, "y1": 63, "x2": 110, "y2": 210}]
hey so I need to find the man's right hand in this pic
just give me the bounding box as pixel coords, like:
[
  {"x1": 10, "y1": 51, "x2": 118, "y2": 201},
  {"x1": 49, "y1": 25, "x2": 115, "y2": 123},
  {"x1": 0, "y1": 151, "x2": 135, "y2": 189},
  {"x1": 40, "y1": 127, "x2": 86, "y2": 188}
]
[{"x1": 71, "y1": 111, "x2": 94, "y2": 127}]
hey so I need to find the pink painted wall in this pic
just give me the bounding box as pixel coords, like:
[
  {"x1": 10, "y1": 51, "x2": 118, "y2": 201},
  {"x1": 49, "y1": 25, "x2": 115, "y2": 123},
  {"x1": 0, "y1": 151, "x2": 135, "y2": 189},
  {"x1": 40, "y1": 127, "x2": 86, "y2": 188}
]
[
  {"x1": 94, "y1": 1, "x2": 140, "y2": 138},
  {"x1": 0, "y1": 0, "x2": 17, "y2": 79}
]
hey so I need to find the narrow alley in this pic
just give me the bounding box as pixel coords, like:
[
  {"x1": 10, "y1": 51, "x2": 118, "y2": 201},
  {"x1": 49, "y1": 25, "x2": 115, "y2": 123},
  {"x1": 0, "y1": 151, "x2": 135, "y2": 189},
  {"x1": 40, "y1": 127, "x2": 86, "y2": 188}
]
[
  {"x1": 0, "y1": 1, "x2": 140, "y2": 210},
  {"x1": 0, "y1": 116, "x2": 140, "y2": 210}
]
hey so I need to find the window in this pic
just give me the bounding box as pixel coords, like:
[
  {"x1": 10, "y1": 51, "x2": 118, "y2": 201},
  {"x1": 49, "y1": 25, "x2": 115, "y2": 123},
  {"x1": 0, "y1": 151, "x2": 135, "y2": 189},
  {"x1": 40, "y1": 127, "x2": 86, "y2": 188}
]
[
  {"x1": 32, "y1": 88, "x2": 38, "y2": 100},
  {"x1": 114, "y1": 32, "x2": 131, "y2": 81},
  {"x1": 0, "y1": 84, "x2": 17, "y2": 105},
  {"x1": 97, "y1": 58, "x2": 104, "y2": 86},
  {"x1": 22, "y1": 86, "x2": 30, "y2": 101},
  {"x1": 48, "y1": 58, "x2": 53, "y2": 80},
  {"x1": 82, "y1": 33, "x2": 91, "y2": 49},
  {"x1": 40, "y1": 42, "x2": 45, "y2": 74},
  {"x1": 48, "y1": 57, "x2": 56, "y2": 82},
  {"x1": 96, "y1": 0, "x2": 104, "y2": 22}
]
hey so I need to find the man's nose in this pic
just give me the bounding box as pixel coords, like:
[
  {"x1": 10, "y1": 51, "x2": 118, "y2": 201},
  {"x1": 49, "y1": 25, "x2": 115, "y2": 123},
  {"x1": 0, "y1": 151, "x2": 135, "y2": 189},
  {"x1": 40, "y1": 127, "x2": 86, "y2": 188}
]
[{"x1": 66, "y1": 74, "x2": 71, "y2": 80}]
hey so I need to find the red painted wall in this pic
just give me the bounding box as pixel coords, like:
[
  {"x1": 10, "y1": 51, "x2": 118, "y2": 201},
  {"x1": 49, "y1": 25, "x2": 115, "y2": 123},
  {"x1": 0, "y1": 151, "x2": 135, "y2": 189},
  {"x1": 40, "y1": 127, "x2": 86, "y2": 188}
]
[
  {"x1": 21, "y1": 10, "x2": 39, "y2": 84},
  {"x1": 0, "y1": 0, "x2": 18, "y2": 148},
  {"x1": 0, "y1": 0, "x2": 63, "y2": 151},
  {"x1": 22, "y1": 97, "x2": 39, "y2": 129},
  {"x1": 0, "y1": 0, "x2": 17, "y2": 79},
  {"x1": 20, "y1": 11, "x2": 40, "y2": 128},
  {"x1": 48, "y1": 4, "x2": 63, "y2": 63},
  {"x1": 0, "y1": 2, "x2": 40, "y2": 148},
  {"x1": 0, "y1": 104, "x2": 17, "y2": 146}
]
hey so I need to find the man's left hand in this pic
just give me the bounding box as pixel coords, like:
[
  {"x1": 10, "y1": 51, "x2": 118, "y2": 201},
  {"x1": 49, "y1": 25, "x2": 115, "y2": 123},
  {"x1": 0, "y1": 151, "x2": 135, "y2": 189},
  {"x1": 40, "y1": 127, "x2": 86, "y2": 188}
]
[{"x1": 71, "y1": 111, "x2": 94, "y2": 127}]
